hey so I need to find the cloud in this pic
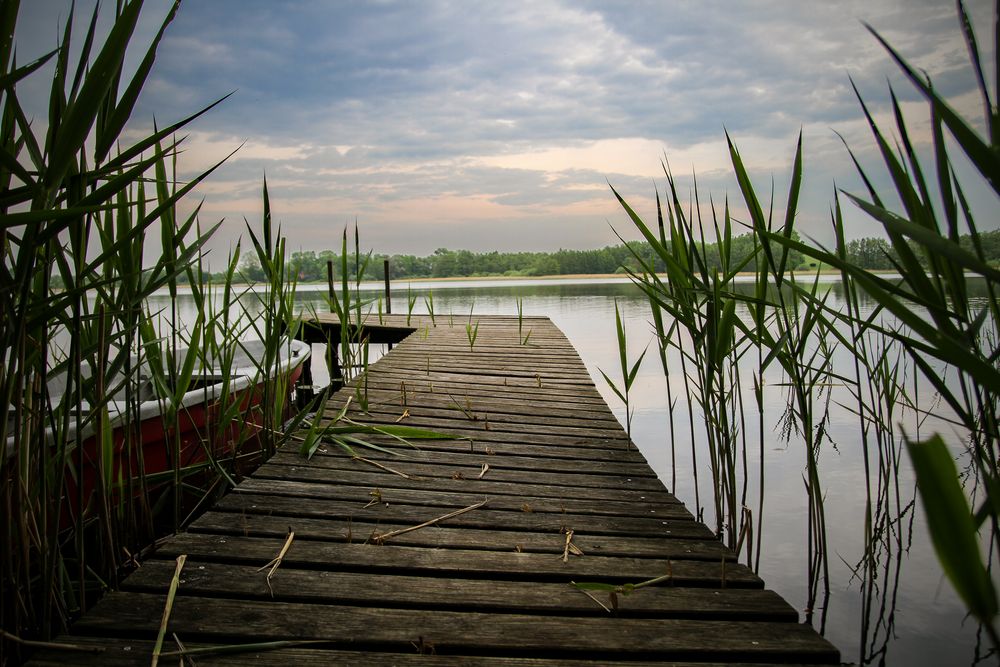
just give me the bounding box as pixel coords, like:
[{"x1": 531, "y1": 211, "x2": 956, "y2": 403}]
[{"x1": 16, "y1": 0, "x2": 996, "y2": 259}]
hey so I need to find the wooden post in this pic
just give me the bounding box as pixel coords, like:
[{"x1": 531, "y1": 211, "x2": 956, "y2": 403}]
[
  {"x1": 296, "y1": 335, "x2": 315, "y2": 408},
  {"x1": 326, "y1": 260, "x2": 335, "y2": 312},
  {"x1": 384, "y1": 258, "x2": 392, "y2": 350},
  {"x1": 325, "y1": 259, "x2": 342, "y2": 390},
  {"x1": 383, "y1": 258, "x2": 391, "y2": 313},
  {"x1": 326, "y1": 343, "x2": 342, "y2": 392}
]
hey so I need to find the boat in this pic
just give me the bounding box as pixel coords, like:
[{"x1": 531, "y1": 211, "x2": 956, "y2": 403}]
[{"x1": 5, "y1": 337, "x2": 312, "y2": 520}]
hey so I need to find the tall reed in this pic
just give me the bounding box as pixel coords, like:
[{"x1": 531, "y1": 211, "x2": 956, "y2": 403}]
[
  {"x1": 806, "y1": 4, "x2": 999, "y2": 647},
  {"x1": 0, "y1": 3, "x2": 307, "y2": 658},
  {"x1": 611, "y1": 0, "x2": 999, "y2": 657},
  {"x1": 614, "y1": 170, "x2": 757, "y2": 555},
  {"x1": 598, "y1": 300, "x2": 646, "y2": 444},
  {"x1": 729, "y1": 135, "x2": 836, "y2": 625},
  {"x1": 751, "y1": 4, "x2": 1000, "y2": 648},
  {"x1": 309, "y1": 224, "x2": 373, "y2": 392}
]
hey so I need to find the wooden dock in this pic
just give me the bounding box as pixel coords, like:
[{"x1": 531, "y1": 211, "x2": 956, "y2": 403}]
[{"x1": 30, "y1": 314, "x2": 839, "y2": 665}]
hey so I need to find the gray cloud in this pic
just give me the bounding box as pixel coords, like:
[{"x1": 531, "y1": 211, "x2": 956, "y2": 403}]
[{"x1": 16, "y1": 0, "x2": 995, "y2": 257}]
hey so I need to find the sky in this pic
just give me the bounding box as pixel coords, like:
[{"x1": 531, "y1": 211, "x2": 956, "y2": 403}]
[{"x1": 17, "y1": 0, "x2": 998, "y2": 260}]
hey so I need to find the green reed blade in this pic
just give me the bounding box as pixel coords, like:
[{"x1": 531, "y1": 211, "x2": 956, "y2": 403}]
[
  {"x1": 626, "y1": 348, "x2": 647, "y2": 390},
  {"x1": 69, "y1": 4, "x2": 100, "y2": 104},
  {"x1": 46, "y1": 0, "x2": 73, "y2": 147},
  {"x1": 104, "y1": 93, "x2": 234, "y2": 173},
  {"x1": 95, "y1": 1, "x2": 181, "y2": 163},
  {"x1": 907, "y1": 435, "x2": 998, "y2": 624},
  {"x1": 889, "y1": 89, "x2": 935, "y2": 228},
  {"x1": 609, "y1": 183, "x2": 673, "y2": 270},
  {"x1": 778, "y1": 131, "x2": 803, "y2": 278},
  {"x1": 843, "y1": 193, "x2": 1000, "y2": 282},
  {"x1": 0, "y1": 203, "x2": 110, "y2": 231},
  {"x1": 956, "y1": 0, "x2": 994, "y2": 140},
  {"x1": 614, "y1": 301, "x2": 627, "y2": 380},
  {"x1": 0, "y1": 47, "x2": 56, "y2": 92},
  {"x1": 597, "y1": 369, "x2": 626, "y2": 404},
  {"x1": 47, "y1": 1, "x2": 142, "y2": 189},
  {"x1": 173, "y1": 318, "x2": 203, "y2": 403},
  {"x1": 6, "y1": 80, "x2": 43, "y2": 172},
  {"x1": 973, "y1": 469, "x2": 1000, "y2": 530},
  {"x1": 0, "y1": 0, "x2": 18, "y2": 73},
  {"x1": 866, "y1": 23, "x2": 1000, "y2": 195},
  {"x1": 365, "y1": 423, "x2": 462, "y2": 441}
]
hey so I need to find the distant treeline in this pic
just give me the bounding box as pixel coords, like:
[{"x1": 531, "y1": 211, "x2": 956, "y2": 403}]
[
  {"x1": 244, "y1": 236, "x2": 795, "y2": 282},
  {"x1": 231, "y1": 228, "x2": 1000, "y2": 283},
  {"x1": 842, "y1": 231, "x2": 1000, "y2": 270}
]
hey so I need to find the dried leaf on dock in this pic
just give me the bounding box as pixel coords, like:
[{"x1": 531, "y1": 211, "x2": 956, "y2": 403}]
[
  {"x1": 374, "y1": 498, "x2": 488, "y2": 544},
  {"x1": 353, "y1": 455, "x2": 419, "y2": 479},
  {"x1": 256, "y1": 530, "x2": 295, "y2": 597},
  {"x1": 152, "y1": 555, "x2": 187, "y2": 667}
]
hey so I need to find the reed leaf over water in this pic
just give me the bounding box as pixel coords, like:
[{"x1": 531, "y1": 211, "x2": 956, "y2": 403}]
[{"x1": 611, "y1": 1, "x2": 999, "y2": 657}]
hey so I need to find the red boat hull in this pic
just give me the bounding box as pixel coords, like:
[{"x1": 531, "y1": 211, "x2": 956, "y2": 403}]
[{"x1": 64, "y1": 363, "x2": 305, "y2": 523}]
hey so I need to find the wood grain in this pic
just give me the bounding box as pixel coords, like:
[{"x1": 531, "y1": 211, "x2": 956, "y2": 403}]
[{"x1": 33, "y1": 314, "x2": 839, "y2": 665}]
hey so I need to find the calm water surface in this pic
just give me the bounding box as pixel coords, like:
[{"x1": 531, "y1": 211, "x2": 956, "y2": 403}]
[{"x1": 157, "y1": 276, "x2": 984, "y2": 665}]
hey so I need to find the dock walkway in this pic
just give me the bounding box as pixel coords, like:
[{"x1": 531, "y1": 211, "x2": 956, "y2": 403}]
[{"x1": 31, "y1": 314, "x2": 839, "y2": 665}]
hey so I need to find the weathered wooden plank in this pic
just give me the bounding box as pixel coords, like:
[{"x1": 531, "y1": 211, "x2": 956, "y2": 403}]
[
  {"x1": 379, "y1": 356, "x2": 596, "y2": 379},
  {"x1": 379, "y1": 319, "x2": 558, "y2": 331},
  {"x1": 155, "y1": 533, "x2": 763, "y2": 587},
  {"x1": 305, "y1": 434, "x2": 650, "y2": 465},
  {"x1": 377, "y1": 364, "x2": 594, "y2": 385},
  {"x1": 254, "y1": 455, "x2": 679, "y2": 504},
  {"x1": 363, "y1": 366, "x2": 605, "y2": 391},
  {"x1": 190, "y1": 510, "x2": 722, "y2": 562},
  {"x1": 28, "y1": 638, "x2": 826, "y2": 667},
  {"x1": 72, "y1": 592, "x2": 840, "y2": 662},
  {"x1": 384, "y1": 347, "x2": 591, "y2": 364},
  {"x1": 304, "y1": 313, "x2": 575, "y2": 345},
  {"x1": 352, "y1": 388, "x2": 620, "y2": 420},
  {"x1": 380, "y1": 333, "x2": 573, "y2": 349},
  {"x1": 316, "y1": 415, "x2": 633, "y2": 450},
  {"x1": 249, "y1": 469, "x2": 673, "y2": 508},
  {"x1": 347, "y1": 386, "x2": 621, "y2": 422},
  {"x1": 263, "y1": 452, "x2": 669, "y2": 495},
  {"x1": 215, "y1": 494, "x2": 732, "y2": 560},
  {"x1": 274, "y1": 445, "x2": 658, "y2": 478},
  {"x1": 357, "y1": 376, "x2": 613, "y2": 407},
  {"x1": 28, "y1": 637, "x2": 833, "y2": 667},
  {"x1": 387, "y1": 331, "x2": 575, "y2": 343},
  {"x1": 411, "y1": 333, "x2": 569, "y2": 342},
  {"x1": 396, "y1": 342, "x2": 579, "y2": 354},
  {"x1": 305, "y1": 312, "x2": 559, "y2": 331},
  {"x1": 123, "y1": 560, "x2": 797, "y2": 620},
  {"x1": 228, "y1": 478, "x2": 689, "y2": 521},
  {"x1": 337, "y1": 404, "x2": 631, "y2": 440},
  {"x1": 397, "y1": 330, "x2": 567, "y2": 340},
  {"x1": 393, "y1": 349, "x2": 582, "y2": 362},
  {"x1": 334, "y1": 409, "x2": 631, "y2": 442}
]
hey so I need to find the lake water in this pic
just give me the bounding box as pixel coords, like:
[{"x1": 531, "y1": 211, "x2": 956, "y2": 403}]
[{"x1": 155, "y1": 275, "x2": 984, "y2": 665}]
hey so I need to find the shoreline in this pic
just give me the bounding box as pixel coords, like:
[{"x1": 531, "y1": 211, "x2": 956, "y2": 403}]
[
  {"x1": 388, "y1": 272, "x2": 626, "y2": 283},
  {"x1": 316, "y1": 268, "x2": 893, "y2": 286},
  {"x1": 171, "y1": 269, "x2": 900, "y2": 293},
  {"x1": 308, "y1": 268, "x2": 881, "y2": 285},
  {"x1": 187, "y1": 273, "x2": 633, "y2": 292}
]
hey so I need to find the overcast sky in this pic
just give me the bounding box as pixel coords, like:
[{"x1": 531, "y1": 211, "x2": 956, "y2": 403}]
[{"x1": 18, "y1": 1, "x2": 997, "y2": 258}]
